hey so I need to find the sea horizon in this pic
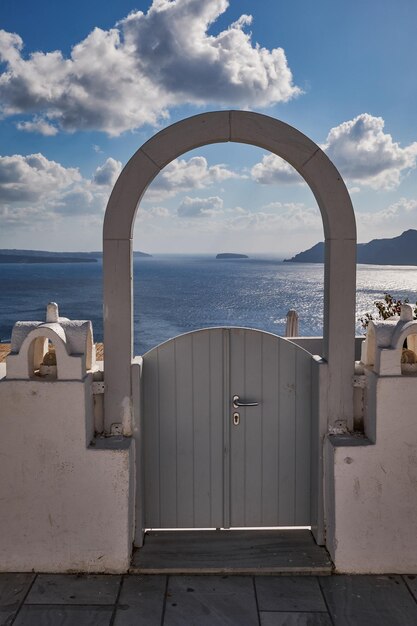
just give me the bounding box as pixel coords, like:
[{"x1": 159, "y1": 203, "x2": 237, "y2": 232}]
[{"x1": 2, "y1": 256, "x2": 417, "y2": 355}]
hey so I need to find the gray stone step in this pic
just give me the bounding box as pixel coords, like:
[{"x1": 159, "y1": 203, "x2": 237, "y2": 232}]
[{"x1": 130, "y1": 530, "x2": 333, "y2": 575}]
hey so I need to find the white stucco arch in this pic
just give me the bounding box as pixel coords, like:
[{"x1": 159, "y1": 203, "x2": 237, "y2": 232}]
[{"x1": 103, "y1": 111, "x2": 357, "y2": 434}]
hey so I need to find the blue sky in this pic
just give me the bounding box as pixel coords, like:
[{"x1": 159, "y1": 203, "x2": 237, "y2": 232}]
[{"x1": 1, "y1": 0, "x2": 417, "y2": 255}]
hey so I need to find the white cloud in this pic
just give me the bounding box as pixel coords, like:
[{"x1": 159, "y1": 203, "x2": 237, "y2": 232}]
[
  {"x1": 251, "y1": 153, "x2": 302, "y2": 185},
  {"x1": 357, "y1": 197, "x2": 417, "y2": 228},
  {"x1": 322, "y1": 114, "x2": 417, "y2": 190},
  {"x1": 172, "y1": 198, "x2": 320, "y2": 232},
  {"x1": 0, "y1": 204, "x2": 50, "y2": 228},
  {"x1": 0, "y1": 0, "x2": 301, "y2": 136},
  {"x1": 0, "y1": 153, "x2": 81, "y2": 203},
  {"x1": 0, "y1": 152, "x2": 120, "y2": 226},
  {"x1": 177, "y1": 195, "x2": 223, "y2": 217},
  {"x1": 16, "y1": 117, "x2": 58, "y2": 136},
  {"x1": 93, "y1": 157, "x2": 122, "y2": 186},
  {"x1": 227, "y1": 202, "x2": 321, "y2": 232},
  {"x1": 137, "y1": 205, "x2": 171, "y2": 221},
  {"x1": 53, "y1": 188, "x2": 100, "y2": 215},
  {"x1": 250, "y1": 113, "x2": 417, "y2": 191},
  {"x1": 146, "y1": 155, "x2": 241, "y2": 200}
]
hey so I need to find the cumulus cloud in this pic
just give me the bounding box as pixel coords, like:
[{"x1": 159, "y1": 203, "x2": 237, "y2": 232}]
[
  {"x1": 0, "y1": 204, "x2": 50, "y2": 227},
  {"x1": 93, "y1": 157, "x2": 122, "y2": 186},
  {"x1": 0, "y1": 153, "x2": 81, "y2": 203},
  {"x1": 177, "y1": 195, "x2": 223, "y2": 217},
  {"x1": 322, "y1": 114, "x2": 417, "y2": 189},
  {"x1": 227, "y1": 202, "x2": 321, "y2": 232},
  {"x1": 16, "y1": 117, "x2": 58, "y2": 136},
  {"x1": 53, "y1": 187, "x2": 105, "y2": 216},
  {"x1": 354, "y1": 197, "x2": 417, "y2": 241},
  {"x1": 173, "y1": 198, "x2": 320, "y2": 233},
  {"x1": 0, "y1": 152, "x2": 120, "y2": 225},
  {"x1": 146, "y1": 155, "x2": 241, "y2": 200},
  {"x1": 358, "y1": 197, "x2": 417, "y2": 227},
  {"x1": 137, "y1": 205, "x2": 171, "y2": 222},
  {"x1": 251, "y1": 153, "x2": 302, "y2": 185},
  {"x1": 250, "y1": 113, "x2": 417, "y2": 190},
  {"x1": 0, "y1": 0, "x2": 301, "y2": 136}
]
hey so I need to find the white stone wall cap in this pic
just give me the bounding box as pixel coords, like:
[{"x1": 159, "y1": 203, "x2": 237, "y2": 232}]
[
  {"x1": 400, "y1": 303, "x2": 414, "y2": 321},
  {"x1": 391, "y1": 319, "x2": 417, "y2": 351},
  {"x1": 368, "y1": 319, "x2": 398, "y2": 348},
  {"x1": 11, "y1": 318, "x2": 93, "y2": 356},
  {"x1": 46, "y1": 302, "x2": 59, "y2": 322},
  {"x1": 61, "y1": 320, "x2": 94, "y2": 355},
  {"x1": 20, "y1": 324, "x2": 68, "y2": 347},
  {"x1": 45, "y1": 303, "x2": 69, "y2": 323},
  {"x1": 11, "y1": 321, "x2": 42, "y2": 352}
]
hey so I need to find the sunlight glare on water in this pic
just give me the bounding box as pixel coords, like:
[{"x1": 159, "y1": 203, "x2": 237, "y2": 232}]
[{"x1": 1, "y1": 258, "x2": 417, "y2": 354}]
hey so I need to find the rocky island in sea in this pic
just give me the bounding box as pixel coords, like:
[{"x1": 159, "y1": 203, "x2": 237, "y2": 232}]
[
  {"x1": 216, "y1": 253, "x2": 249, "y2": 259},
  {"x1": 284, "y1": 229, "x2": 417, "y2": 266}
]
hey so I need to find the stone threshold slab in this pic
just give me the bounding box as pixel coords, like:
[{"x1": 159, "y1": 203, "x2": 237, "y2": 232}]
[{"x1": 130, "y1": 529, "x2": 333, "y2": 575}]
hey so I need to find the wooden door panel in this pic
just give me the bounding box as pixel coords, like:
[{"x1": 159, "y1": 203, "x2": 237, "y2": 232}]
[
  {"x1": 143, "y1": 329, "x2": 225, "y2": 528},
  {"x1": 140, "y1": 328, "x2": 312, "y2": 534},
  {"x1": 229, "y1": 330, "x2": 312, "y2": 527}
]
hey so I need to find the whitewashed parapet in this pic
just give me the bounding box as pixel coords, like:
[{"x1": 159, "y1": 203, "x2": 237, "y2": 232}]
[
  {"x1": 6, "y1": 302, "x2": 96, "y2": 380},
  {"x1": 360, "y1": 304, "x2": 417, "y2": 376}
]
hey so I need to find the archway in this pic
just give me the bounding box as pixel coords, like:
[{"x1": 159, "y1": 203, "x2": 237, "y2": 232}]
[{"x1": 103, "y1": 111, "x2": 356, "y2": 434}]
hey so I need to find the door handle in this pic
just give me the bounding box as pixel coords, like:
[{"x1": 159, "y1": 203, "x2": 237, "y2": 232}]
[{"x1": 233, "y1": 394, "x2": 259, "y2": 409}]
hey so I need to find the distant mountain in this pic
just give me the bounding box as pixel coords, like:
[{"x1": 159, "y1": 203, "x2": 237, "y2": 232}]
[
  {"x1": 285, "y1": 242, "x2": 325, "y2": 264},
  {"x1": 216, "y1": 253, "x2": 249, "y2": 259},
  {"x1": 284, "y1": 230, "x2": 417, "y2": 266},
  {"x1": 0, "y1": 254, "x2": 96, "y2": 264},
  {"x1": 0, "y1": 249, "x2": 152, "y2": 262},
  {"x1": 134, "y1": 251, "x2": 152, "y2": 258}
]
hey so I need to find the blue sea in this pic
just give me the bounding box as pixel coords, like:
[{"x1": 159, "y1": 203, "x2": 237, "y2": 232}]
[{"x1": 1, "y1": 256, "x2": 417, "y2": 354}]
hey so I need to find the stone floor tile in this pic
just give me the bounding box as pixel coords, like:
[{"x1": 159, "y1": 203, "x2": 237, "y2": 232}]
[
  {"x1": 321, "y1": 574, "x2": 417, "y2": 626},
  {"x1": 168, "y1": 574, "x2": 254, "y2": 594},
  {"x1": 119, "y1": 575, "x2": 167, "y2": 598},
  {"x1": 165, "y1": 574, "x2": 258, "y2": 625},
  {"x1": 13, "y1": 605, "x2": 113, "y2": 626},
  {"x1": 26, "y1": 574, "x2": 121, "y2": 605},
  {"x1": 403, "y1": 574, "x2": 417, "y2": 602},
  {"x1": 0, "y1": 573, "x2": 35, "y2": 626},
  {"x1": 113, "y1": 575, "x2": 166, "y2": 625},
  {"x1": 0, "y1": 608, "x2": 20, "y2": 626},
  {"x1": 256, "y1": 576, "x2": 327, "y2": 612},
  {"x1": 260, "y1": 613, "x2": 332, "y2": 626},
  {"x1": 163, "y1": 591, "x2": 258, "y2": 626},
  {"x1": 0, "y1": 573, "x2": 35, "y2": 607}
]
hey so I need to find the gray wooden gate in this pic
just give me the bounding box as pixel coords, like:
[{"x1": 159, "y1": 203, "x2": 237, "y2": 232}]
[{"x1": 137, "y1": 328, "x2": 314, "y2": 534}]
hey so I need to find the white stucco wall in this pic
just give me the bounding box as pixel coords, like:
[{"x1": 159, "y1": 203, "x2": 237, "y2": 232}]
[
  {"x1": 0, "y1": 375, "x2": 135, "y2": 573},
  {"x1": 325, "y1": 371, "x2": 417, "y2": 573}
]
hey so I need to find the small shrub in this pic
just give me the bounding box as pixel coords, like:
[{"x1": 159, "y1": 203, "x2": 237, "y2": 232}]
[{"x1": 359, "y1": 293, "x2": 417, "y2": 330}]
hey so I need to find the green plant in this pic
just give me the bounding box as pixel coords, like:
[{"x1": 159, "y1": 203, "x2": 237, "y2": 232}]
[{"x1": 359, "y1": 293, "x2": 417, "y2": 330}]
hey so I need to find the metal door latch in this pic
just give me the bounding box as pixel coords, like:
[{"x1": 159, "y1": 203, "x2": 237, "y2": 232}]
[{"x1": 233, "y1": 394, "x2": 259, "y2": 408}]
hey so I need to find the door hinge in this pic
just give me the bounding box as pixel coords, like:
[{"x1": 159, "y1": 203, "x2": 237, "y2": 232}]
[
  {"x1": 92, "y1": 381, "x2": 105, "y2": 394},
  {"x1": 353, "y1": 375, "x2": 367, "y2": 389}
]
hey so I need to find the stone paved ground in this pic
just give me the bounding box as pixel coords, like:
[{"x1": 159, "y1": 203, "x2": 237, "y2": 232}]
[{"x1": 1, "y1": 572, "x2": 417, "y2": 625}]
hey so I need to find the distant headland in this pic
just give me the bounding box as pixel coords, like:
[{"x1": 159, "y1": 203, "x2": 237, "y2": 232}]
[
  {"x1": 0, "y1": 249, "x2": 152, "y2": 263},
  {"x1": 284, "y1": 230, "x2": 417, "y2": 266},
  {"x1": 216, "y1": 253, "x2": 249, "y2": 259}
]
